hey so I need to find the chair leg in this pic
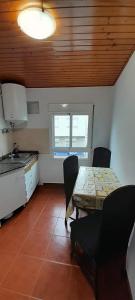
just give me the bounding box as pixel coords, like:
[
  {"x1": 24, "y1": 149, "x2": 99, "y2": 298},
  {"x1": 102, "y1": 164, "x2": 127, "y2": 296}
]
[
  {"x1": 65, "y1": 218, "x2": 67, "y2": 228},
  {"x1": 71, "y1": 247, "x2": 75, "y2": 258},
  {"x1": 76, "y1": 207, "x2": 79, "y2": 219},
  {"x1": 95, "y1": 265, "x2": 99, "y2": 300},
  {"x1": 70, "y1": 238, "x2": 76, "y2": 258},
  {"x1": 120, "y1": 255, "x2": 127, "y2": 279}
]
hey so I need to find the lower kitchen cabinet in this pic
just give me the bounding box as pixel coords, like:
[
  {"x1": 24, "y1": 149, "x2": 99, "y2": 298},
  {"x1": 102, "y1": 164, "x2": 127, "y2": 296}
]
[
  {"x1": 0, "y1": 157, "x2": 39, "y2": 224},
  {"x1": 0, "y1": 168, "x2": 27, "y2": 223}
]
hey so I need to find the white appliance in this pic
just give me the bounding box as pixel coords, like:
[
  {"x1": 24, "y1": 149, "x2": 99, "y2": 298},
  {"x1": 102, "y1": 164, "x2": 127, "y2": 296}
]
[
  {"x1": 2, "y1": 83, "x2": 28, "y2": 123},
  {"x1": 0, "y1": 168, "x2": 27, "y2": 225}
]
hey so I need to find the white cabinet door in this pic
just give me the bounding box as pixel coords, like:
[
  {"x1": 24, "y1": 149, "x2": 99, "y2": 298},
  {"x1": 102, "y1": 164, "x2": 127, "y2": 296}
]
[
  {"x1": 25, "y1": 160, "x2": 39, "y2": 201},
  {"x1": 0, "y1": 168, "x2": 26, "y2": 220},
  {"x1": 25, "y1": 168, "x2": 33, "y2": 201},
  {"x1": 32, "y1": 161, "x2": 39, "y2": 188}
]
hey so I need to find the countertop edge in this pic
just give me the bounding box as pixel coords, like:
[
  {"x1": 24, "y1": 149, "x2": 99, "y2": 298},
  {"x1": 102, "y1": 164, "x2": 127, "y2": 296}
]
[{"x1": 0, "y1": 153, "x2": 38, "y2": 176}]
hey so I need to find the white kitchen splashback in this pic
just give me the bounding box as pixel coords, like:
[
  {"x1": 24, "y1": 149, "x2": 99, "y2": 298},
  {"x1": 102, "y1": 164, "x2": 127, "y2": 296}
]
[{"x1": 39, "y1": 154, "x2": 90, "y2": 184}]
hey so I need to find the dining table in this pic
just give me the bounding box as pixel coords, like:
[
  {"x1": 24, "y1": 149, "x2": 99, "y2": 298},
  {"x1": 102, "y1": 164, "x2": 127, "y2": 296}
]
[{"x1": 66, "y1": 166, "x2": 121, "y2": 220}]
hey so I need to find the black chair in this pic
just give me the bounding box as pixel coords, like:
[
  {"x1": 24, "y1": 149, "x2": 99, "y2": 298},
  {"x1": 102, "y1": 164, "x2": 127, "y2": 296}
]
[
  {"x1": 70, "y1": 185, "x2": 135, "y2": 293},
  {"x1": 92, "y1": 147, "x2": 111, "y2": 168},
  {"x1": 63, "y1": 155, "x2": 79, "y2": 227}
]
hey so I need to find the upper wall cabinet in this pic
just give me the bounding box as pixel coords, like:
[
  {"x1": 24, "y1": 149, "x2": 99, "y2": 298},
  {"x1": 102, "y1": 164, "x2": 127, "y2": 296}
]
[{"x1": 2, "y1": 83, "x2": 28, "y2": 123}]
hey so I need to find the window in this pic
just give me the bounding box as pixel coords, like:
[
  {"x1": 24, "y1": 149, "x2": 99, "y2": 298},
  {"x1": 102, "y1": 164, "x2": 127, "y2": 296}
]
[
  {"x1": 54, "y1": 115, "x2": 70, "y2": 148},
  {"x1": 72, "y1": 115, "x2": 89, "y2": 147},
  {"x1": 51, "y1": 113, "x2": 91, "y2": 159}
]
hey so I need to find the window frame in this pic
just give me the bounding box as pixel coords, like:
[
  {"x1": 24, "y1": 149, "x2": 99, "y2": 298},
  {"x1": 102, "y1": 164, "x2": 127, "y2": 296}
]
[{"x1": 51, "y1": 112, "x2": 92, "y2": 158}]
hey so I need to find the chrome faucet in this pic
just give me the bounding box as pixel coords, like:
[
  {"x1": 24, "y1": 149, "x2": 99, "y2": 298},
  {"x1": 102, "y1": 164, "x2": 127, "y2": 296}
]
[{"x1": 9, "y1": 143, "x2": 17, "y2": 159}]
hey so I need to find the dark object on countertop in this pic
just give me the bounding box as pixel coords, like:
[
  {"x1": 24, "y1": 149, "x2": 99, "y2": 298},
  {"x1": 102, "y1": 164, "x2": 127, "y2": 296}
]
[
  {"x1": 12, "y1": 143, "x2": 19, "y2": 157},
  {"x1": 18, "y1": 150, "x2": 39, "y2": 154},
  {"x1": 70, "y1": 185, "x2": 135, "y2": 294},
  {"x1": 92, "y1": 147, "x2": 111, "y2": 168},
  {"x1": 63, "y1": 155, "x2": 79, "y2": 227}
]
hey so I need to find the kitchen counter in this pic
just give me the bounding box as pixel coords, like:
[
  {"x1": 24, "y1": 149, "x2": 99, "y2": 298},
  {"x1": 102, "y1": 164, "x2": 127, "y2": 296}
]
[
  {"x1": 0, "y1": 163, "x2": 23, "y2": 175},
  {"x1": 0, "y1": 151, "x2": 39, "y2": 175}
]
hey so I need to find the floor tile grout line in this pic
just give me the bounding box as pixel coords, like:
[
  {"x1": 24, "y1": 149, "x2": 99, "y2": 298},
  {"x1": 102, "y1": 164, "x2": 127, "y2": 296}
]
[
  {"x1": 39, "y1": 257, "x2": 80, "y2": 268},
  {"x1": 0, "y1": 286, "x2": 42, "y2": 300},
  {"x1": 29, "y1": 214, "x2": 73, "y2": 299},
  {"x1": 0, "y1": 253, "x2": 20, "y2": 286},
  {"x1": 15, "y1": 253, "x2": 79, "y2": 268},
  {"x1": 0, "y1": 188, "x2": 82, "y2": 299},
  {"x1": 29, "y1": 257, "x2": 46, "y2": 299},
  {"x1": 0, "y1": 200, "x2": 52, "y2": 286},
  {"x1": 13, "y1": 203, "x2": 47, "y2": 233},
  {"x1": 32, "y1": 215, "x2": 59, "y2": 233},
  {"x1": 0, "y1": 200, "x2": 67, "y2": 295},
  {"x1": 1, "y1": 247, "x2": 46, "y2": 298}
]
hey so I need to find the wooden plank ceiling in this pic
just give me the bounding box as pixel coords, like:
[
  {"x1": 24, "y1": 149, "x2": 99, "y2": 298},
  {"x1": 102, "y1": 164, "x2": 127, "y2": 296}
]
[{"x1": 0, "y1": 0, "x2": 135, "y2": 87}]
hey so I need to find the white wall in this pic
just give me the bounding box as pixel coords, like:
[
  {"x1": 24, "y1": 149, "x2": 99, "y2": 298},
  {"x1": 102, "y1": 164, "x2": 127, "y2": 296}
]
[
  {"x1": 26, "y1": 86, "x2": 113, "y2": 148},
  {"x1": 110, "y1": 51, "x2": 135, "y2": 299},
  {"x1": 0, "y1": 95, "x2": 6, "y2": 129},
  {"x1": 26, "y1": 87, "x2": 113, "y2": 183},
  {"x1": 110, "y1": 52, "x2": 135, "y2": 185}
]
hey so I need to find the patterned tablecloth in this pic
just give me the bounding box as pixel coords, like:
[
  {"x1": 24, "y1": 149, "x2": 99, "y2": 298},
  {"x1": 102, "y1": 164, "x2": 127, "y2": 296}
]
[{"x1": 66, "y1": 167, "x2": 121, "y2": 220}]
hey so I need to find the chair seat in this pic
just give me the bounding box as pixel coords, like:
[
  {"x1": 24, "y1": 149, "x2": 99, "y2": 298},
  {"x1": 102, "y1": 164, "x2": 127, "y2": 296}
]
[{"x1": 70, "y1": 211, "x2": 102, "y2": 259}]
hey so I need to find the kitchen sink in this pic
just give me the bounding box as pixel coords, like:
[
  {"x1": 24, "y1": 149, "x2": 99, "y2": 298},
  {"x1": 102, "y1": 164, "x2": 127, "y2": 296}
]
[{"x1": 1, "y1": 153, "x2": 32, "y2": 164}]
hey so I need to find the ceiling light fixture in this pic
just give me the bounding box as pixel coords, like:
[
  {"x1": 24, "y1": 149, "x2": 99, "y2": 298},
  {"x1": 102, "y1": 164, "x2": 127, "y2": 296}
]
[
  {"x1": 17, "y1": 2, "x2": 56, "y2": 40},
  {"x1": 61, "y1": 104, "x2": 68, "y2": 108}
]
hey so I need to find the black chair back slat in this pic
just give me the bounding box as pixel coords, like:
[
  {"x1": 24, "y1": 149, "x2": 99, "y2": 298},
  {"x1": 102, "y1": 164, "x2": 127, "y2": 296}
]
[
  {"x1": 92, "y1": 147, "x2": 111, "y2": 168},
  {"x1": 63, "y1": 155, "x2": 79, "y2": 209}
]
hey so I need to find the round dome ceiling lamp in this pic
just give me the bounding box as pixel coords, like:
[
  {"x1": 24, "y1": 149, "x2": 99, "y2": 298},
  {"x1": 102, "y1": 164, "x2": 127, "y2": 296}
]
[{"x1": 17, "y1": 1, "x2": 56, "y2": 40}]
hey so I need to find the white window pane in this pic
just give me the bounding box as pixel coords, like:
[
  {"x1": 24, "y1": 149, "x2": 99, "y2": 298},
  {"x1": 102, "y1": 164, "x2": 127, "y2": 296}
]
[
  {"x1": 54, "y1": 115, "x2": 70, "y2": 147},
  {"x1": 72, "y1": 115, "x2": 89, "y2": 147}
]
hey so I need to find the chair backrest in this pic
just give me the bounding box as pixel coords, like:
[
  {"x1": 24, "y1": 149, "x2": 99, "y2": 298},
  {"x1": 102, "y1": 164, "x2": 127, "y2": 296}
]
[
  {"x1": 92, "y1": 147, "x2": 111, "y2": 168},
  {"x1": 63, "y1": 155, "x2": 79, "y2": 209},
  {"x1": 98, "y1": 185, "x2": 135, "y2": 261}
]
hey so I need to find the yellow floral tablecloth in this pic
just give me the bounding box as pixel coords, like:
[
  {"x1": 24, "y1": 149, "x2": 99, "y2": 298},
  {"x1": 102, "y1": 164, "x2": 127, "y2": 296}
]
[{"x1": 66, "y1": 167, "x2": 121, "y2": 220}]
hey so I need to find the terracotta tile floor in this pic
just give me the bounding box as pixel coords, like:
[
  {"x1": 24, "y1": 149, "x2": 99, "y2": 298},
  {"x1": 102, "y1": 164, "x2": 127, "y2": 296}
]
[{"x1": 0, "y1": 185, "x2": 95, "y2": 300}]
